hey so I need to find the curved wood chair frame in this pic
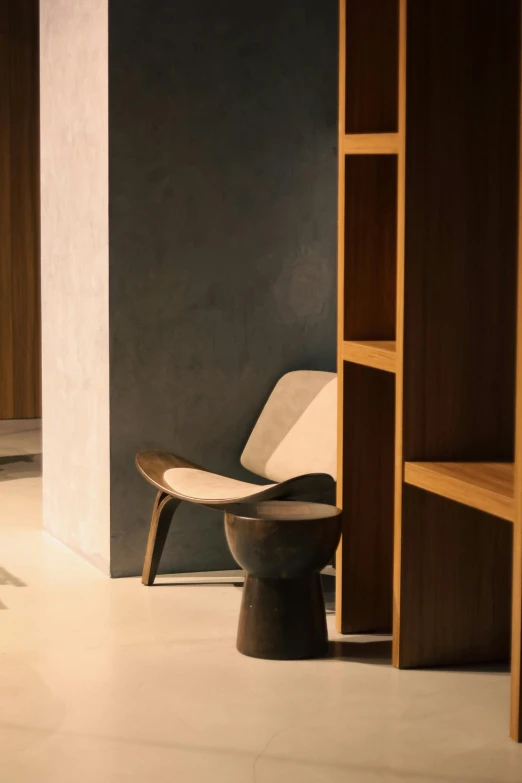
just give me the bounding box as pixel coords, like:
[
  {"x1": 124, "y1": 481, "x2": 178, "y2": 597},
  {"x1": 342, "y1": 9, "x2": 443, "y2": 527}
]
[{"x1": 136, "y1": 449, "x2": 335, "y2": 585}]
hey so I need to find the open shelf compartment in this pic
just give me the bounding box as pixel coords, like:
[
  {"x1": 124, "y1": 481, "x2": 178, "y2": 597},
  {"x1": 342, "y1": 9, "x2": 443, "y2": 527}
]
[
  {"x1": 336, "y1": 362, "x2": 395, "y2": 633},
  {"x1": 344, "y1": 0, "x2": 399, "y2": 134},
  {"x1": 343, "y1": 154, "x2": 397, "y2": 343}
]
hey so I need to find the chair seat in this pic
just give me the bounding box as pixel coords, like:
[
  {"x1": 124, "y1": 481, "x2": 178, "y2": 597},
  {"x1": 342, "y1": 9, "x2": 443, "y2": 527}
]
[
  {"x1": 136, "y1": 449, "x2": 335, "y2": 507},
  {"x1": 164, "y1": 467, "x2": 277, "y2": 503}
]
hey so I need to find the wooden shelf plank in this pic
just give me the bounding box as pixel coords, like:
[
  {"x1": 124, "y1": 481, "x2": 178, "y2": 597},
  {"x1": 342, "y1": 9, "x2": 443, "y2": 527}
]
[
  {"x1": 343, "y1": 133, "x2": 399, "y2": 155},
  {"x1": 404, "y1": 462, "x2": 515, "y2": 522},
  {"x1": 343, "y1": 340, "x2": 396, "y2": 373}
]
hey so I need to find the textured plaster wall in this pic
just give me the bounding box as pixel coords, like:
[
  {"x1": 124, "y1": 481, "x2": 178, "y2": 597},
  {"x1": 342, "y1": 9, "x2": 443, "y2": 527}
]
[
  {"x1": 40, "y1": 0, "x2": 110, "y2": 572},
  {"x1": 109, "y1": 0, "x2": 338, "y2": 576}
]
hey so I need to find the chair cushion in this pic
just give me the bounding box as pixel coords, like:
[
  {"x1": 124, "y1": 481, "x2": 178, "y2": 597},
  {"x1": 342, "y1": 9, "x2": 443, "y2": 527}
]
[{"x1": 163, "y1": 467, "x2": 276, "y2": 502}]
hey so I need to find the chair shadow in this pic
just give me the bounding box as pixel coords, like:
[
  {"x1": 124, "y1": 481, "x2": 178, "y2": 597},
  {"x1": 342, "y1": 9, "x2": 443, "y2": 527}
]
[
  {"x1": 0, "y1": 453, "x2": 41, "y2": 482},
  {"x1": 0, "y1": 566, "x2": 27, "y2": 587},
  {"x1": 326, "y1": 639, "x2": 392, "y2": 666},
  {"x1": 0, "y1": 566, "x2": 26, "y2": 610},
  {"x1": 0, "y1": 453, "x2": 38, "y2": 466}
]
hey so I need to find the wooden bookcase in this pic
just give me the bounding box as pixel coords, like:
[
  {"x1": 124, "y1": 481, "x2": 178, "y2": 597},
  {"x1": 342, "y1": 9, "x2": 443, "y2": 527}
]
[{"x1": 336, "y1": 0, "x2": 522, "y2": 741}]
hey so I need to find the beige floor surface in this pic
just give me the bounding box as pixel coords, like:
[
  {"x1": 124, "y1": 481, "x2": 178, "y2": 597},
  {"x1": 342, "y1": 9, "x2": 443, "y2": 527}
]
[{"x1": 1, "y1": 421, "x2": 521, "y2": 782}]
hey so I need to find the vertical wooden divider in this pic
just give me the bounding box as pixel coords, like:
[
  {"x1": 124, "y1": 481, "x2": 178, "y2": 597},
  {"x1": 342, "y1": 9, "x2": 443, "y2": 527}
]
[
  {"x1": 335, "y1": 0, "x2": 347, "y2": 632},
  {"x1": 392, "y1": 0, "x2": 407, "y2": 667},
  {"x1": 510, "y1": 6, "x2": 522, "y2": 739}
]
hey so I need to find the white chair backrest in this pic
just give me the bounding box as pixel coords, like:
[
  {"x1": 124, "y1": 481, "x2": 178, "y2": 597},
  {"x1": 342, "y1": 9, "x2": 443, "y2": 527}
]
[{"x1": 240, "y1": 371, "x2": 337, "y2": 482}]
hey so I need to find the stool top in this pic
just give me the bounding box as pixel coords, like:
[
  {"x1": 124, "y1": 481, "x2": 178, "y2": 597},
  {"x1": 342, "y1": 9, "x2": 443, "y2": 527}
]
[{"x1": 225, "y1": 500, "x2": 341, "y2": 522}]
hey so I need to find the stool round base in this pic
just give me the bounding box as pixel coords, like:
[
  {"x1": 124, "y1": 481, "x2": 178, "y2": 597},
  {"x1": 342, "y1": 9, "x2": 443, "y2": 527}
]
[{"x1": 237, "y1": 573, "x2": 328, "y2": 660}]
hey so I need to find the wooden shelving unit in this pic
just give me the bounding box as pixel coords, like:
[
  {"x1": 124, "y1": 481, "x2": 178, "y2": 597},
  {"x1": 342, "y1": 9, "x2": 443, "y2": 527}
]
[{"x1": 336, "y1": 0, "x2": 522, "y2": 741}]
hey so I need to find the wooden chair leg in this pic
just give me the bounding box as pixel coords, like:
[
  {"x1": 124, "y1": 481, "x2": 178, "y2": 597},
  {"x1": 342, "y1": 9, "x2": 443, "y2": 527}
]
[{"x1": 142, "y1": 491, "x2": 181, "y2": 585}]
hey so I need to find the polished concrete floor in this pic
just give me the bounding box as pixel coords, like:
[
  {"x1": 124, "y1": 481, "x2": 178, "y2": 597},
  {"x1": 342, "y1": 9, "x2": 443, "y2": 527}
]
[{"x1": 1, "y1": 421, "x2": 522, "y2": 781}]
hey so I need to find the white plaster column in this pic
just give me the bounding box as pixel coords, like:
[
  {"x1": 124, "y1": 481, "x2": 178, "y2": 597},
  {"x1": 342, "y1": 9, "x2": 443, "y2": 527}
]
[{"x1": 40, "y1": 0, "x2": 110, "y2": 572}]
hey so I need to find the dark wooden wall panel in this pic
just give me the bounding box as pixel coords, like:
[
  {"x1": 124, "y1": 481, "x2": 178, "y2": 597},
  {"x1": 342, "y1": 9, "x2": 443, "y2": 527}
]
[
  {"x1": 337, "y1": 362, "x2": 395, "y2": 632},
  {"x1": 344, "y1": 154, "x2": 397, "y2": 341},
  {"x1": 399, "y1": 487, "x2": 512, "y2": 668},
  {"x1": 0, "y1": 1, "x2": 15, "y2": 418},
  {"x1": 0, "y1": 0, "x2": 40, "y2": 420},
  {"x1": 344, "y1": 0, "x2": 399, "y2": 133},
  {"x1": 402, "y1": 0, "x2": 519, "y2": 462}
]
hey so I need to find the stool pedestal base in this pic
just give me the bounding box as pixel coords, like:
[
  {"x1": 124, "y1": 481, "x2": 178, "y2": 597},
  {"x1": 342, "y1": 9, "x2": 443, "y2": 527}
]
[{"x1": 237, "y1": 573, "x2": 328, "y2": 660}]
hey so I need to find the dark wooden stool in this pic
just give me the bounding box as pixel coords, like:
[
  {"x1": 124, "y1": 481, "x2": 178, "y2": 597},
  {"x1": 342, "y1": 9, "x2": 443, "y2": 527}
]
[{"x1": 224, "y1": 501, "x2": 342, "y2": 660}]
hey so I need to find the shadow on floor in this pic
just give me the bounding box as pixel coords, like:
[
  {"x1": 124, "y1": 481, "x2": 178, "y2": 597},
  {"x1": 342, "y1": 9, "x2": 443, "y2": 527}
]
[
  {"x1": 435, "y1": 661, "x2": 510, "y2": 674},
  {"x1": 326, "y1": 639, "x2": 392, "y2": 666},
  {"x1": 0, "y1": 453, "x2": 41, "y2": 481},
  {"x1": 0, "y1": 565, "x2": 26, "y2": 610},
  {"x1": 0, "y1": 566, "x2": 27, "y2": 587},
  {"x1": 326, "y1": 639, "x2": 509, "y2": 673}
]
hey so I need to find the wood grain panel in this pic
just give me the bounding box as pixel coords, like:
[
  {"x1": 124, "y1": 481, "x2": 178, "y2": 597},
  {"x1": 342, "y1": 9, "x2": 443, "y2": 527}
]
[
  {"x1": 344, "y1": 0, "x2": 399, "y2": 133},
  {"x1": 337, "y1": 363, "x2": 395, "y2": 633},
  {"x1": 343, "y1": 133, "x2": 399, "y2": 154},
  {"x1": 344, "y1": 155, "x2": 397, "y2": 341},
  {"x1": 402, "y1": 0, "x2": 519, "y2": 463},
  {"x1": 404, "y1": 462, "x2": 515, "y2": 523},
  {"x1": 0, "y1": 0, "x2": 14, "y2": 417},
  {"x1": 0, "y1": 0, "x2": 40, "y2": 420},
  {"x1": 397, "y1": 487, "x2": 512, "y2": 668}
]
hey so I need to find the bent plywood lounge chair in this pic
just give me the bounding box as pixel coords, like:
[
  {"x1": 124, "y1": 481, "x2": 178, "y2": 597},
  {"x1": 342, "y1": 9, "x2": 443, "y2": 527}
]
[{"x1": 136, "y1": 370, "x2": 337, "y2": 585}]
